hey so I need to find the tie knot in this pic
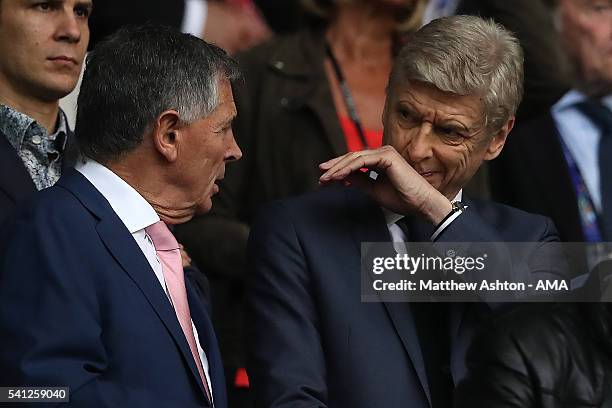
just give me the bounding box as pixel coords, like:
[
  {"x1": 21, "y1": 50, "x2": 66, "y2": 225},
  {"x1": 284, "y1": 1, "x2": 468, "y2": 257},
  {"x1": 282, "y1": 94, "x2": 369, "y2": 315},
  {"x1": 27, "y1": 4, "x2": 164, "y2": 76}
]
[
  {"x1": 145, "y1": 221, "x2": 180, "y2": 251},
  {"x1": 575, "y1": 99, "x2": 612, "y2": 135}
]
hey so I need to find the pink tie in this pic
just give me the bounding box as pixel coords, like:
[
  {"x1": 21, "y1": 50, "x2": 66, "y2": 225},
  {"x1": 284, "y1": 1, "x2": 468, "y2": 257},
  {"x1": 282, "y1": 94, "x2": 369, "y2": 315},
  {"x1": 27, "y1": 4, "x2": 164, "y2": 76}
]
[{"x1": 145, "y1": 221, "x2": 212, "y2": 403}]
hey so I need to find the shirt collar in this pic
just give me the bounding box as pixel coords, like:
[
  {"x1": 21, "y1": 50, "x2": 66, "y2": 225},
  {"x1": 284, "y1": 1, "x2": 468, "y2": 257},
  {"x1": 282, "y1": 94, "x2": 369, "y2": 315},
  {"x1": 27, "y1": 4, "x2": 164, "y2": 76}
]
[
  {"x1": 75, "y1": 159, "x2": 160, "y2": 233},
  {"x1": 383, "y1": 190, "x2": 463, "y2": 227},
  {"x1": 0, "y1": 103, "x2": 69, "y2": 151},
  {"x1": 553, "y1": 89, "x2": 612, "y2": 114},
  {"x1": 53, "y1": 109, "x2": 69, "y2": 150}
]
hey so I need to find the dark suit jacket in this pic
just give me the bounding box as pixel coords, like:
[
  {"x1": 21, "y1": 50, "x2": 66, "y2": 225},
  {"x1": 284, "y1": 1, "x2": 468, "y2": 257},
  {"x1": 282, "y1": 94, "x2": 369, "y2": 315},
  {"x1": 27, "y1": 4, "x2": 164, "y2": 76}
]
[
  {"x1": 246, "y1": 186, "x2": 561, "y2": 408},
  {"x1": 0, "y1": 129, "x2": 76, "y2": 227},
  {"x1": 489, "y1": 112, "x2": 584, "y2": 242},
  {"x1": 0, "y1": 169, "x2": 227, "y2": 408}
]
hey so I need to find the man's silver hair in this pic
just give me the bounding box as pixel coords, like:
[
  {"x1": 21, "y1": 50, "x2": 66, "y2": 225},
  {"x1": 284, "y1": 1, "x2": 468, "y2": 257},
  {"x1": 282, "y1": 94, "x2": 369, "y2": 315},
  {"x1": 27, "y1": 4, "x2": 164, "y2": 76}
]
[{"x1": 390, "y1": 15, "x2": 524, "y2": 132}]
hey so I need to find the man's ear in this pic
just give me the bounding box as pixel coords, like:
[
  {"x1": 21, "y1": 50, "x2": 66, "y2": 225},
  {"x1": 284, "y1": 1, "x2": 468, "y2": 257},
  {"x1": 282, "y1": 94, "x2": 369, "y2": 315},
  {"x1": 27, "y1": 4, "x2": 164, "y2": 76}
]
[
  {"x1": 152, "y1": 110, "x2": 181, "y2": 163},
  {"x1": 484, "y1": 117, "x2": 515, "y2": 161}
]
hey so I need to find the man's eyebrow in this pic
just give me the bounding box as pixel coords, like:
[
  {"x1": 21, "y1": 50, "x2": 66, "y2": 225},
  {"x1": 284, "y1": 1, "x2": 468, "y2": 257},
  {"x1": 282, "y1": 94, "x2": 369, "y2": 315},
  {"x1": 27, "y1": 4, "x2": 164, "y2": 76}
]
[
  {"x1": 216, "y1": 115, "x2": 236, "y2": 128},
  {"x1": 435, "y1": 118, "x2": 474, "y2": 132},
  {"x1": 76, "y1": 0, "x2": 94, "y2": 10}
]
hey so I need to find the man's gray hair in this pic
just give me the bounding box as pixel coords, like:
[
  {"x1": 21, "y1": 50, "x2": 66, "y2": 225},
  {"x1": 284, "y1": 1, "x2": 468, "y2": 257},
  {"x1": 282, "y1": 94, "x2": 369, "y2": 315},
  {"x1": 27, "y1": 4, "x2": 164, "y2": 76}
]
[
  {"x1": 390, "y1": 15, "x2": 524, "y2": 132},
  {"x1": 75, "y1": 24, "x2": 241, "y2": 164}
]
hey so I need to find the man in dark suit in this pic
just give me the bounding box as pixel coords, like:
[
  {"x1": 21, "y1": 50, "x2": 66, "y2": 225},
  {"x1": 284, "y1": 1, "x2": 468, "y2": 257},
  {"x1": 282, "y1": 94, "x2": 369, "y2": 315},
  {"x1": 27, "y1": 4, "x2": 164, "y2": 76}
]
[
  {"x1": 247, "y1": 16, "x2": 566, "y2": 408},
  {"x1": 490, "y1": 0, "x2": 612, "y2": 256},
  {"x1": 0, "y1": 25, "x2": 242, "y2": 407},
  {"x1": 0, "y1": 0, "x2": 90, "y2": 225}
]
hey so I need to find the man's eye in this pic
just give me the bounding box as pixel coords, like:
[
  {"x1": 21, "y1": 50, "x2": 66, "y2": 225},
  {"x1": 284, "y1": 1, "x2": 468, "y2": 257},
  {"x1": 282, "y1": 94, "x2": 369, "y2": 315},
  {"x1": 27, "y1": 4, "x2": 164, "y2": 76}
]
[
  {"x1": 591, "y1": 2, "x2": 612, "y2": 12},
  {"x1": 399, "y1": 109, "x2": 415, "y2": 121},
  {"x1": 36, "y1": 2, "x2": 52, "y2": 11},
  {"x1": 217, "y1": 125, "x2": 231, "y2": 134},
  {"x1": 75, "y1": 6, "x2": 91, "y2": 18},
  {"x1": 438, "y1": 127, "x2": 466, "y2": 144}
]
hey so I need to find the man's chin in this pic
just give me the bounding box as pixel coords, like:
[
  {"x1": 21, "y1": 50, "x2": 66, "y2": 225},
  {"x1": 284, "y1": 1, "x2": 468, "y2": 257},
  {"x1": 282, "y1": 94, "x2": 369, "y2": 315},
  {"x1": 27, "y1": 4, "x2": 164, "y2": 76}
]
[{"x1": 193, "y1": 198, "x2": 213, "y2": 216}]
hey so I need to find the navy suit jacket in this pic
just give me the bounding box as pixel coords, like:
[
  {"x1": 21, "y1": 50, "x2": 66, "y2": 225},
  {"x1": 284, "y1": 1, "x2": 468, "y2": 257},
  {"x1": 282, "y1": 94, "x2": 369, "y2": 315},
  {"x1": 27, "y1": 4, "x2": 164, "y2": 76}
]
[
  {"x1": 246, "y1": 186, "x2": 562, "y2": 408},
  {"x1": 0, "y1": 169, "x2": 226, "y2": 408}
]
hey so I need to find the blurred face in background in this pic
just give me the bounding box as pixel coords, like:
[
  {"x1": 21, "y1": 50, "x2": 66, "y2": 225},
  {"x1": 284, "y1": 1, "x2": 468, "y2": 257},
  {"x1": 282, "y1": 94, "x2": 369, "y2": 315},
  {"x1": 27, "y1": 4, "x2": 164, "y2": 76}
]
[
  {"x1": 372, "y1": 0, "x2": 420, "y2": 12},
  {"x1": 0, "y1": 0, "x2": 91, "y2": 102},
  {"x1": 559, "y1": 0, "x2": 612, "y2": 94}
]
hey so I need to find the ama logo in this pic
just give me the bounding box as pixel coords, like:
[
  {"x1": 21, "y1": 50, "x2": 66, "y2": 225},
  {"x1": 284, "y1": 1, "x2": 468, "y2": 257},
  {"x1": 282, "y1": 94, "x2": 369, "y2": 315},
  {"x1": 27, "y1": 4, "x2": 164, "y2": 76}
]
[{"x1": 535, "y1": 280, "x2": 568, "y2": 291}]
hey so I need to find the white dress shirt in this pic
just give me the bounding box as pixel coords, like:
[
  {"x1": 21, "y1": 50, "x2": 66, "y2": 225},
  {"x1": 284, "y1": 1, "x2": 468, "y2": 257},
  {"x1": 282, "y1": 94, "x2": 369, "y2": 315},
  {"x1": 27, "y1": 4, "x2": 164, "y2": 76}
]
[
  {"x1": 75, "y1": 159, "x2": 213, "y2": 399},
  {"x1": 182, "y1": 0, "x2": 208, "y2": 38},
  {"x1": 552, "y1": 90, "x2": 612, "y2": 212},
  {"x1": 422, "y1": 0, "x2": 460, "y2": 25},
  {"x1": 384, "y1": 191, "x2": 464, "y2": 254}
]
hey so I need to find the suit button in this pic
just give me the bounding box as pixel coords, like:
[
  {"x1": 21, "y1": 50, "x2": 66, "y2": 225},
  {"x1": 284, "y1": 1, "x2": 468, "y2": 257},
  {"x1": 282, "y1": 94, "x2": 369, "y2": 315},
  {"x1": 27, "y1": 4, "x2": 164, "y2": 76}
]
[{"x1": 32, "y1": 135, "x2": 42, "y2": 145}]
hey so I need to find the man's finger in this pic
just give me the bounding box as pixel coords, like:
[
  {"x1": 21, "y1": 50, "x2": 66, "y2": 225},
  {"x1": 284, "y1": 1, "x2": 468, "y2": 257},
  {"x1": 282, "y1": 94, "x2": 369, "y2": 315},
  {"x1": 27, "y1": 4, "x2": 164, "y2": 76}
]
[{"x1": 319, "y1": 154, "x2": 350, "y2": 170}]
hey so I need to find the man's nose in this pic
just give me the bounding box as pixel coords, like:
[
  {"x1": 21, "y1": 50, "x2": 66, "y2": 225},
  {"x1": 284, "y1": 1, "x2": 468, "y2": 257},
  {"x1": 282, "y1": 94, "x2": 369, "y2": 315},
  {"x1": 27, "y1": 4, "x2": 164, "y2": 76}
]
[
  {"x1": 54, "y1": 9, "x2": 82, "y2": 44},
  {"x1": 225, "y1": 132, "x2": 243, "y2": 162},
  {"x1": 404, "y1": 123, "x2": 434, "y2": 163}
]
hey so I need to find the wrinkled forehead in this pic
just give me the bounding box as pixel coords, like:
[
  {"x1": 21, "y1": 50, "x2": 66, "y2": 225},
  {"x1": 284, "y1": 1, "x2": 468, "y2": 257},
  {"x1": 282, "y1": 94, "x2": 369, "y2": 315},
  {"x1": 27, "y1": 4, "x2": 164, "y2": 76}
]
[{"x1": 388, "y1": 81, "x2": 485, "y2": 122}]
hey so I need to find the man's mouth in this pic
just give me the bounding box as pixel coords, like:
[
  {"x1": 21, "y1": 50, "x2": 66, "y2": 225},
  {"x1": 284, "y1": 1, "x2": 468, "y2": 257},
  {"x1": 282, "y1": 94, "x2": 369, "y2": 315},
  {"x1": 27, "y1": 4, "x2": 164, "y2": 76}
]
[{"x1": 48, "y1": 56, "x2": 78, "y2": 65}]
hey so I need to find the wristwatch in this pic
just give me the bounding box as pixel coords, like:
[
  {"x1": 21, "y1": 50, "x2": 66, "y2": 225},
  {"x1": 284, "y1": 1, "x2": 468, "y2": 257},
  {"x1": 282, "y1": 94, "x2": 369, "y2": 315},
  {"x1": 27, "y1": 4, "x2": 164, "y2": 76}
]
[{"x1": 451, "y1": 200, "x2": 468, "y2": 213}]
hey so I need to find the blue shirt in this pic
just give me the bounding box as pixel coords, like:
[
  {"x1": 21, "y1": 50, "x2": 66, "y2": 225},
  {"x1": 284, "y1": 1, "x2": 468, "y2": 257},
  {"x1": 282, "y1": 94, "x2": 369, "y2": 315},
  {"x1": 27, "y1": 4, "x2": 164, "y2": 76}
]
[{"x1": 551, "y1": 90, "x2": 612, "y2": 212}]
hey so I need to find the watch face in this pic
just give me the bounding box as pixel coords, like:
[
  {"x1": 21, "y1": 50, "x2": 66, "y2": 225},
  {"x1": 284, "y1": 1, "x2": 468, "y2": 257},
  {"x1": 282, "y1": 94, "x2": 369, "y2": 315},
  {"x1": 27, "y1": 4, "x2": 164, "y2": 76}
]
[{"x1": 452, "y1": 201, "x2": 466, "y2": 211}]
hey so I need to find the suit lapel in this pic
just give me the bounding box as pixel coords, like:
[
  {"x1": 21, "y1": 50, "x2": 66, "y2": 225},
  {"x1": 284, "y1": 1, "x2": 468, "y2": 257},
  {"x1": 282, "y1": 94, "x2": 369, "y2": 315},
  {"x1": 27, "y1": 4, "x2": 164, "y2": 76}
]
[
  {"x1": 345, "y1": 188, "x2": 432, "y2": 406},
  {"x1": 62, "y1": 130, "x2": 78, "y2": 171},
  {"x1": 187, "y1": 282, "x2": 227, "y2": 408},
  {"x1": 0, "y1": 133, "x2": 36, "y2": 203},
  {"x1": 57, "y1": 169, "x2": 210, "y2": 401}
]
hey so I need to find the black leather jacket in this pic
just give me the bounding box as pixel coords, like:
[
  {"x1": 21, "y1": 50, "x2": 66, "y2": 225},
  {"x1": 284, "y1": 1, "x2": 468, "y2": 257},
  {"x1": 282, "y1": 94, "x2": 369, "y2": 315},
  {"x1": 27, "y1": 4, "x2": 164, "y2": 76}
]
[{"x1": 455, "y1": 304, "x2": 612, "y2": 407}]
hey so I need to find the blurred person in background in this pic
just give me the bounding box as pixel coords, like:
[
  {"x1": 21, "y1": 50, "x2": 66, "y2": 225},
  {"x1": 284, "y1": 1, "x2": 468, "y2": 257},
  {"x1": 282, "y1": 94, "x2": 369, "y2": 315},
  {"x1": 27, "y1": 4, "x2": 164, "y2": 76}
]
[
  {"x1": 88, "y1": 0, "x2": 272, "y2": 54},
  {"x1": 490, "y1": 0, "x2": 612, "y2": 269},
  {"x1": 174, "y1": 0, "x2": 426, "y2": 405},
  {"x1": 455, "y1": 302, "x2": 612, "y2": 407},
  {"x1": 455, "y1": 0, "x2": 570, "y2": 121},
  {"x1": 0, "y1": 0, "x2": 90, "y2": 225},
  {"x1": 61, "y1": 0, "x2": 272, "y2": 131}
]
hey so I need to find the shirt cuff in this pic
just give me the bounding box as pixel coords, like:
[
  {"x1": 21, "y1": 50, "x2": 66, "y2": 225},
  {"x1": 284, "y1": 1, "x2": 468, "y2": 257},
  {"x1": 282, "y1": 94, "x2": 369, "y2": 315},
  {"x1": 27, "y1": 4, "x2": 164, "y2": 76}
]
[
  {"x1": 430, "y1": 206, "x2": 467, "y2": 241},
  {"x1": 182, "y1": 0, "x2": 208, "y2": 38}
]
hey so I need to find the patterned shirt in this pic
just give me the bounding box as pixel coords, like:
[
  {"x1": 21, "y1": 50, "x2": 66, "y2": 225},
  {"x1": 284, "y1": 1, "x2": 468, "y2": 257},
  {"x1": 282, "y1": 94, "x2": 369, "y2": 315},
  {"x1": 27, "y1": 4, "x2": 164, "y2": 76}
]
[{"x1": 0, "y1": 104, "x2": 69, "y2": 191}]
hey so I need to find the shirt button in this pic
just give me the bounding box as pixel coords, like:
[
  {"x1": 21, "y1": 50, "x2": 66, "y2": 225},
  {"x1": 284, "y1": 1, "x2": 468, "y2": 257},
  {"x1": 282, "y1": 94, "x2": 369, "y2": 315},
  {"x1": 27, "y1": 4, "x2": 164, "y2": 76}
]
[
  {"x1": 31, "y1": 135, "x2": 42, "y2": 145},
  {"x1": 273, "y1": 61, "x2": 284, "y2": 70}
]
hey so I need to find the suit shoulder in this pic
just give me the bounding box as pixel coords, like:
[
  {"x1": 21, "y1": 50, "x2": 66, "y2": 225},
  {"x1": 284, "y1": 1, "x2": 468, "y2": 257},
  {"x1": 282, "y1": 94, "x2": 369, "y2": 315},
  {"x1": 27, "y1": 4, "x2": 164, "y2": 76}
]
[
  {"x1": 8, "y1": 184, "x2": 95, "y2": 231},
  {"x1": 253, "y1": 186, "x2": 365, "y2": 229},
  {"x1": 468, "y1": 198, "x2": 555, "y2": 233}
]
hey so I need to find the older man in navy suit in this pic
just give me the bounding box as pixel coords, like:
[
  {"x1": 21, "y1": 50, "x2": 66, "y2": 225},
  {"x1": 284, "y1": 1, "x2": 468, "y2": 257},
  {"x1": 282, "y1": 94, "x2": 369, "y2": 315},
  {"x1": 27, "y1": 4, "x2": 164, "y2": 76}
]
[
  {"x1": 247, "y1": 16, "x2": 568, "y2": 408},
  {"x1": 0, "y1": 25, "x2": 241, "y2": 407}
]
